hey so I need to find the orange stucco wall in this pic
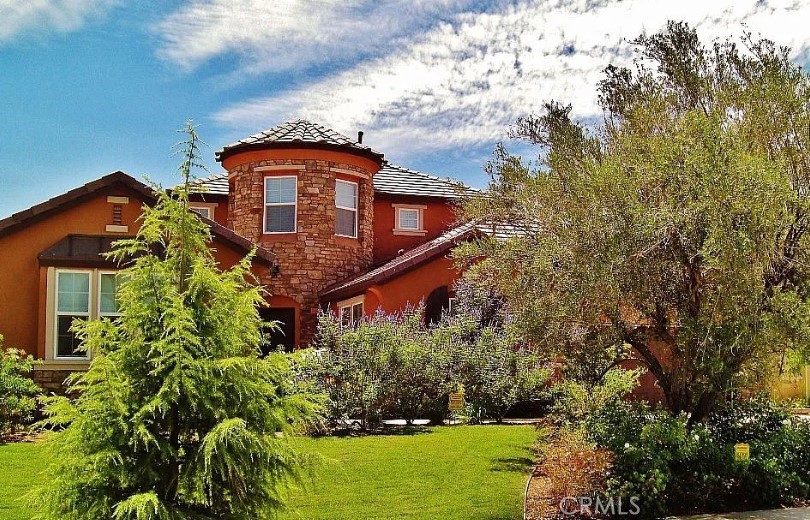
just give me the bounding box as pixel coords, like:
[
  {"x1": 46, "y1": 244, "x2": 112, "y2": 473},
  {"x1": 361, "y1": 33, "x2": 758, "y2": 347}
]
[
  {"x1": 0, "y1": 185, "x2": 267, "y2": 359},
  {"x1": 372, "y1": 195, "x2": 457, "y2": 264},
  {"x1": 329, "y1": 255, "x2": 461, "y2": 317},
  {"x1": 0, "y1": 187, "x2": 147, "y2": 357}
]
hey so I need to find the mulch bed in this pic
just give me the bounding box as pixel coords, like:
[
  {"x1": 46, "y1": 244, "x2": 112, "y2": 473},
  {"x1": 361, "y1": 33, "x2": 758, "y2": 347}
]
[{"x1": 0, "y1": 430, "x2": 44, "y2": 443}]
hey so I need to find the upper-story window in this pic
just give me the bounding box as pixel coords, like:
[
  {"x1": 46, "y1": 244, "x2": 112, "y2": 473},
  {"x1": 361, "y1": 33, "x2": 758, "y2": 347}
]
[
  {"x1": 335, "y1": 180, "x2": 358, "y2": 238},
  {"x1": 189, "y1": 205, "x2": 213, "y2": 220},
  {"x1": 264, "y1": 176, "x2": 297, "y2": 233},
  {"x1": 393, "y1": 204, "x2": 427, "y2": 235}
]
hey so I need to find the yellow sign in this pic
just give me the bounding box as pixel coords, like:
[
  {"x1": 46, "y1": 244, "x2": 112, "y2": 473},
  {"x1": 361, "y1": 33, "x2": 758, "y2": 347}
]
[
  {"x1": 448, "y1": 392, "x2": 464, "y2": 412},
  {"x1": 734, "y1": 443, "x2": 750, "y2": 461}
]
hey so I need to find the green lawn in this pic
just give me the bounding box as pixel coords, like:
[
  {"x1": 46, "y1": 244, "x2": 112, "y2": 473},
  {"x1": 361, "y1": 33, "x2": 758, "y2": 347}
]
[{"x1": 0, "y1": 425, "x2": 535, "y2": 520}]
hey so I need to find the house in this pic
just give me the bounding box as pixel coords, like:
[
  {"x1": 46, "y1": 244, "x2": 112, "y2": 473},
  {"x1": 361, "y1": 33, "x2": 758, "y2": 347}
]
[{"x1": 0, "y1": 120, "x2": 473, "y2": 391}]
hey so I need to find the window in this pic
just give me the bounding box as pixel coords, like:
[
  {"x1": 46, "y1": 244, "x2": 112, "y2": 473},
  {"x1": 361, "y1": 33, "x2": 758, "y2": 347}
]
[
  {"x1": 55, "y1": 271, "x2": 91, "y2": 359},
  {"x1": 335, "y1": 180, "x2": 358, "y2": 238},
  {"x1": 448, "y1": 297, "x2": 457, "y2": 316},
  {"x1": 338, "y1": 297, "x2": 364, "y2": 327},
  {"x1": 398, "y1": 208, "x2": 420, "y2": 230},
  {"x1": 393, "y1": 204, "x2": 427, "y2": 235},
  {"x1": 99, "y1": 273, "x2": 122, "y2": 318},
  {"x1": 190, "y1": 206, "x2": 211, "y2": 219},
  {"x1": 264, "y1": 176, "x2": 297, "y2": 233}
]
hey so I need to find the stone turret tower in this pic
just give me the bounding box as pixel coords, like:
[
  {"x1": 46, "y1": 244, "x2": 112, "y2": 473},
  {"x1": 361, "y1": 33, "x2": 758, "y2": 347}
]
[{"x1": 216, "y1": 120, "x2": 384, "y2": 346}]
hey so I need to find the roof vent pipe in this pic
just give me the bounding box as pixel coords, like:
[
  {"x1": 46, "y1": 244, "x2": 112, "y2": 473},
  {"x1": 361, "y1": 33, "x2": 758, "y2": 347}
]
[{"x1": 357, "y1": 131, "x2": 364, "y2": 144}]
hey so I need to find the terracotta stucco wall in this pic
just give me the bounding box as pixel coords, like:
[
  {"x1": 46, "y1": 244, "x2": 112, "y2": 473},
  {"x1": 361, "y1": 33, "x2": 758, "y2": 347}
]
[
  {"x1": 328, "y1": 256, "x2": 461, "y2": 317},
  {"x1": 372, "y1": 195, "x2": 457, "y2": 264},
  {"x1": 0, "y1": 185, "x2": 266, "y2": 361},
  {"x1": 0, "y1": 187, "x2": 147, "y2": 358}
]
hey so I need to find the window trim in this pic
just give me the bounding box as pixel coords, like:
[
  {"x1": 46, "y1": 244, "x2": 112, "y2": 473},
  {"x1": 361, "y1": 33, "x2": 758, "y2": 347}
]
[
  {"x1": 392, "y1": 204, "x2": 427, "y2": 236},
  {"x1": 189, "y1": 202, "x2": 217, "y2": 220},
  {"x1": 54, "y1": 269, "x2": 92, "y2": 360},
  {"x1": 263, "y1": 175, "x2": 298, "y2": 234},
  {"x1": 337, "y1": 295, "x2": 365, "y2": 327},
  {"x1": 335, "y1": 179, "x2": 359, "y2": 238}
]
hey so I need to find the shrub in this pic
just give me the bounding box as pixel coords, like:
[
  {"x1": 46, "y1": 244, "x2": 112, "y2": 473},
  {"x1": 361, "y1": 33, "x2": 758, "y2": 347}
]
[
  {"x1": 0, "y1": 336, "x2": 40, "y2": 436},
  {"x1": 533, "y1": 427, "x2": 613, "y2": 517},
  {"x1": 579, "y1": 397, "x2": 810, "y2": 518}
]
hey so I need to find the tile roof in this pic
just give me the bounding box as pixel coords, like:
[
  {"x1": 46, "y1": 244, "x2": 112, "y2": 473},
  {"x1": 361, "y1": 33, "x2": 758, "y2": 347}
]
[
  {"x1": 189, "y1": 173, "x2": 229, "y2": 196},
  {"x1": 319, "y1": 223, "x2": 477, "y2": 302},
  {"x1": 216, "y1": 119, "x2": 384, "y2": 164},
  {"x1": 373, "y1": 164, "x2": 476, "y2": 199},
  {"x1": 189, "y1": 164, "x2": 475, "y2": 200}
]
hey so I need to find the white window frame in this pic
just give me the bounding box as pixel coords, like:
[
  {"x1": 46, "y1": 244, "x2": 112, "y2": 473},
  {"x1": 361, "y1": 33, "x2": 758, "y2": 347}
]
[
  {"x1": 335, "y1": 179, "x2": 359, "y2": 238},
  {"x1": 448, "y1": 297, "x2": 457, "y2": 316},
  {"x1": 54, "y1": 269, "x2": 93, "y2": 360},
  {"x1": 263, "y1": 176, "x2": 298, "y2": 234},
  {"x1": 392, "y1": 204, "x2": 427, "y2": 236},
  {"x1": 189, "y1": 203, "x2": 216, "y2": 220},
  {"x1": 98, "y1": 271, "x2": 122, "y2": 319},
  {"x1": 337, "y1": 295, "x2": 365, "y2": 327}
]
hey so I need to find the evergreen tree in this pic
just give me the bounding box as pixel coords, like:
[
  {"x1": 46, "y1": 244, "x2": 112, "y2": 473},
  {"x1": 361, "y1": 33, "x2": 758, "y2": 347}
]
[{"x1": 32, "y1": 122, "x2": 320, "y2": 520}]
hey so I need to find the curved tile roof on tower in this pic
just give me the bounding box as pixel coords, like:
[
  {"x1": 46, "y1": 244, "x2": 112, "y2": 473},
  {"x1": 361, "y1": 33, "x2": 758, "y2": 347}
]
[{"x1": 215, "y1": 119, "x2": 384, "y2": 163}]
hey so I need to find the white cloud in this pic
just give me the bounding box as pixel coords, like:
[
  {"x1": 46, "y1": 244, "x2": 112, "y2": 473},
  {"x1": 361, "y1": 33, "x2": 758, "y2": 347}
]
[
  {"x1": 0, "y1": 0, "x2": 116, "y2": 42},
  {"x1": 155, "y1": 0, "x2": 478, "y2": 73},
  {"x1": 211, "y1": 0, "x2": 810, "y2": 157}
]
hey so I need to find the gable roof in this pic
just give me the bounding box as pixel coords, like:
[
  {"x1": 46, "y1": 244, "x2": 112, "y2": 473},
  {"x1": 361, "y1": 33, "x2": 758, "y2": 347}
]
[
  {"x1": 373, "y1": 163, "x2": 476, "y2": 199},
  {"x1": 320, "y1": 223, "x2": 476, "y2": 302},
  {"x1": 189, "y1": 163, "x2": 474, "y2": 200},
  {"x1": 0, "y1": 171, "x2": 275, "y2": 265},
  {"x1": 216, "y1": 119, "x2": 385, "y2": 165}
]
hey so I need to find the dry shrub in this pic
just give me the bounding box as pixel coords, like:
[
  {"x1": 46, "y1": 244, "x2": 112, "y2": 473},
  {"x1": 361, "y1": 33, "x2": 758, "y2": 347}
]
[{"x1": 527, "y1": 427, "x2": 613, "y2": 519}]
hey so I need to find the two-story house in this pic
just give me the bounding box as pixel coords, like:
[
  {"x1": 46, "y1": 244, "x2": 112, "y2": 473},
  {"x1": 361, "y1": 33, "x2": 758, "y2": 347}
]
[{"x1": 0, "y1": 120, "x2": 474, "y2": 391}]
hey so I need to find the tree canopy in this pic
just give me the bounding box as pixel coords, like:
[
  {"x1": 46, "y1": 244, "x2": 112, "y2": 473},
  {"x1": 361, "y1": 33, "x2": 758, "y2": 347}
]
[{"x1": 458, "y1": 22, "x2": 810, "y2": 423}]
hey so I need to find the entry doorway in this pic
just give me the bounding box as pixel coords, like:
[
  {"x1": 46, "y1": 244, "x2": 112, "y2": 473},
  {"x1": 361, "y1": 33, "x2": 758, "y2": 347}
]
[{"x1": 259, "y1": 307, "x2": 296, "y2": 354}]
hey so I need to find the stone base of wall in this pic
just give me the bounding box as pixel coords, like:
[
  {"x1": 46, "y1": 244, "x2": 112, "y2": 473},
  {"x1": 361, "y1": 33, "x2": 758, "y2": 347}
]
[{"x1": 31, "y1": 369, "x2": 81, "y2": 395}]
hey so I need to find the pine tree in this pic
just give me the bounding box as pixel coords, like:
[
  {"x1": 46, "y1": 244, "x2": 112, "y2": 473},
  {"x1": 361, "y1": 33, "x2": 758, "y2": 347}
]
[{"x1": 32, "y1": 122, "x2": 320, "y2": 520}]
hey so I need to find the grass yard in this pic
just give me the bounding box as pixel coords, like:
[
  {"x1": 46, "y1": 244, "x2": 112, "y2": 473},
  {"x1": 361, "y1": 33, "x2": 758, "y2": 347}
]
[{"x1": 0, "y1": 425, "x2": 535, "y2": 520}]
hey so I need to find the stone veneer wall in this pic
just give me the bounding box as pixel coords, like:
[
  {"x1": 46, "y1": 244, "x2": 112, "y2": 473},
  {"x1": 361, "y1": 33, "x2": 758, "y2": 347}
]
[
  {"x1": 228, "y1": 157, "x2": 375, "y2": 345},
  {"x1": 32, "y1": 369, "x2": 77, "y2": 395}
]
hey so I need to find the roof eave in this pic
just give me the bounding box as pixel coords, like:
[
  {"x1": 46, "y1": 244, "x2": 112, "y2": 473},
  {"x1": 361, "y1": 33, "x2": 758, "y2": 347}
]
[{"x1": 215, "y1": 141, "x2": 385, "y2": 166}]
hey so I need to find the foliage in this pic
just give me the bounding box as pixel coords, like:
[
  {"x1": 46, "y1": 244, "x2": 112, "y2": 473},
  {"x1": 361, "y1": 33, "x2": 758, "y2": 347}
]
[
  {"x1": 451, "y1": 317, "x2": 550, "y2": 423},
  {"x1": 0, "y1": 336, "x2": 40, "y2": 436},
  {"x1": 310, "y1": 307, "x2": 550, "y2": 429},
  {"x1": 579, "y1": 397, "x2": 810, "y2": 518},
  {"x1": 532, "y1": 427, "x2": 613, "y2": 518},
  {"x1": 311, "y1": 308, "x2": 456, "y2": 428},
  {"x1": 551, "y1": 366, "x2": 642, "y2": 426},
  {"x1": 458, "y1": 21, "x2": 810, "y2": 422},
  {"x1": 30, "y1": 123, "x2": 321, "y2": 520}
]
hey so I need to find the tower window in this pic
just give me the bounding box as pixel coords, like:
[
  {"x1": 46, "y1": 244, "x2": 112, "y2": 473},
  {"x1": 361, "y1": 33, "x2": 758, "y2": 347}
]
[
  {"x1": 264, "y1": 176, "x2": 297, "y2": 233},
  {"x1": 336, "y1": 180, "x2": 358, "y2": 238}
]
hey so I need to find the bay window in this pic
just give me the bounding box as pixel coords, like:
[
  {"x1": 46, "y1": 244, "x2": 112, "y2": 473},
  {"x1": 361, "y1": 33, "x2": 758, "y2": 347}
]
[{"x1": 55, "y1": 271, "x2": 91, "y2": 359}]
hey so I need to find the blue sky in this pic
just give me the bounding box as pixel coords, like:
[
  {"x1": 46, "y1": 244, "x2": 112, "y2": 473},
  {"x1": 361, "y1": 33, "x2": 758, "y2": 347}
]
[{"x1": 2, "y1": 0, "x2": 810, "y2": 218}]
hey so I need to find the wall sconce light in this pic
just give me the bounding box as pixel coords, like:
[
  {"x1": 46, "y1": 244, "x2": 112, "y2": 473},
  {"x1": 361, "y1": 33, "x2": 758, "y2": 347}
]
[{"x1": 270, "y1": 262, "x2": 281, "y2": 278}]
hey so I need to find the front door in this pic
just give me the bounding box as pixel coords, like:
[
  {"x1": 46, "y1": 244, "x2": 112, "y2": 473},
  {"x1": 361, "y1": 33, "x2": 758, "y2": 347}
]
[{"x1": 258, "y1": 307, "x2": 296, "y2": 354}]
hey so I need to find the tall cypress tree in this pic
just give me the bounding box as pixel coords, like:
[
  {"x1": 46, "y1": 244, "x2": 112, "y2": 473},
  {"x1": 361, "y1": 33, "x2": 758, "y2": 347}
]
[{"x1": 33, "y1": 123, "x2": 319, "y2": 520}]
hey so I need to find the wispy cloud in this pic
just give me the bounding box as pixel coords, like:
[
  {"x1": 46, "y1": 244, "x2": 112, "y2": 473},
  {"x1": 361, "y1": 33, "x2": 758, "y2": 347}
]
[
  {"x1": 207, "y1": 0, "x2": 810, "y2": 157},
  {"x1": 155, "y1": 0, "x2": 480, "y2": 73},
  {"x1": 0, "y1": 0, "x2": 117, "y2": 42}
]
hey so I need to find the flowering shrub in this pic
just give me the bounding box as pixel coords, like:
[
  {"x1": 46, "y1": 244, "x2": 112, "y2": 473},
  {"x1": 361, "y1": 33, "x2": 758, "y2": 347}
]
[{"x1": 0, "y1": 336, "x2": 41, "y2": 436}]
